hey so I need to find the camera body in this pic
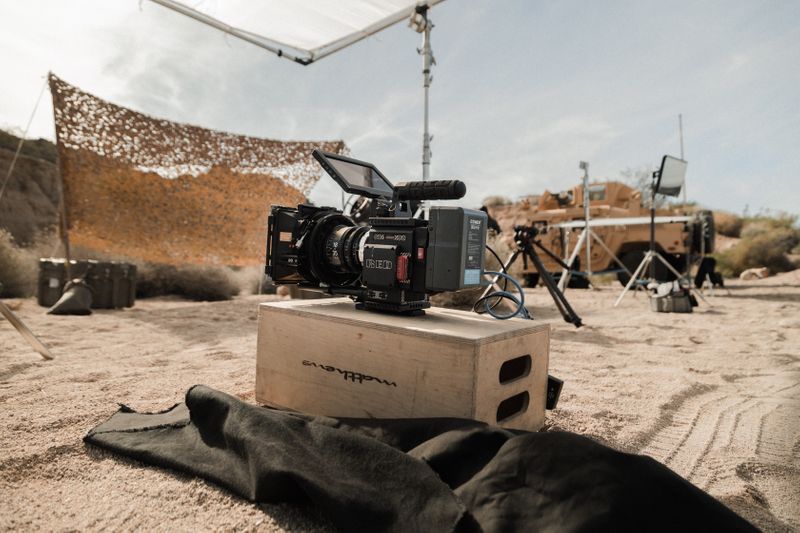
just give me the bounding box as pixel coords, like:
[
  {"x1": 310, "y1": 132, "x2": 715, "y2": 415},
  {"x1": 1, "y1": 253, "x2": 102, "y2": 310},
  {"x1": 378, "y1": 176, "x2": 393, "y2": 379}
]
[{"x1": 266, "y1": 151, "x2": 487, "y2": 314}]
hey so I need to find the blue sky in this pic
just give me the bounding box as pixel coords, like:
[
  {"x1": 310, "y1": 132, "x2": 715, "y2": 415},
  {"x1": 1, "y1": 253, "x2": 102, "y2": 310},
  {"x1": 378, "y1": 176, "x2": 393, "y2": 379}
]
[{"x1": 1, "y1": 0, "x2": 798, "y2": 215}]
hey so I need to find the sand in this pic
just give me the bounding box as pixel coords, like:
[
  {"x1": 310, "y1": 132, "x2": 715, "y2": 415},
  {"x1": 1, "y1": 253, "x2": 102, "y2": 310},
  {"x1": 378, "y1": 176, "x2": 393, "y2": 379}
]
[{"x1": 1, "y1": 272, "x2": 798, "y2": 531}]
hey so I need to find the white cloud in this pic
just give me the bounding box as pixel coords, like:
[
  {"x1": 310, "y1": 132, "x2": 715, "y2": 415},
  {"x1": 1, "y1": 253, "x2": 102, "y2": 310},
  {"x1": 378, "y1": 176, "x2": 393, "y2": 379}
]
[{"x1": 0, "y1": 0, "x2": 798, "y2": 216}]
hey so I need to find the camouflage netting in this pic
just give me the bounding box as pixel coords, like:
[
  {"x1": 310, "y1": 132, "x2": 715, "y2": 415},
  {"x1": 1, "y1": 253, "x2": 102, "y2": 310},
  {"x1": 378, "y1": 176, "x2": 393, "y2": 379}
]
[{"x1": 49, "y1": 74, "x2": 346, "y2": 266}]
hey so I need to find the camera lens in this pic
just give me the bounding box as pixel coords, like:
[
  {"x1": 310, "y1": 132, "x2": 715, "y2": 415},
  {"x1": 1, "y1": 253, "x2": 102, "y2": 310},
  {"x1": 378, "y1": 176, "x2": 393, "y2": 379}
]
[
  {"x1": 325, "y1": 225, "x2": 369, "y2": 273},
  {"x1": 301, "y1": 210, "x2": 369, "y2": 288}
]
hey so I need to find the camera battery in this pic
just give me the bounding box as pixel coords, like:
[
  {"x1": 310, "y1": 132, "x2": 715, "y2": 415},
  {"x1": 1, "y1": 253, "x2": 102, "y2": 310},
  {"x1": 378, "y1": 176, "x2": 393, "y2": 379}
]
[{"x1": 426, "y1": 207, "x2": 487, "y2": 292}]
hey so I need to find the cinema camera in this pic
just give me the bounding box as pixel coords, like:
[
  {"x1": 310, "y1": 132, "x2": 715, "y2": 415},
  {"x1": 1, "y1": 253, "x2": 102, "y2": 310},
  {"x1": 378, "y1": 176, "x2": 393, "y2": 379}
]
[{"x1": 266, "y1": 150, "x2": 488, "y2": 314}]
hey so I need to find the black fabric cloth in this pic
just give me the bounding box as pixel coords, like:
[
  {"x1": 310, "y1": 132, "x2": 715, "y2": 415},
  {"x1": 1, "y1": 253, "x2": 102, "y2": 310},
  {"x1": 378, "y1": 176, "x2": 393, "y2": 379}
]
[{"x1": 85, "y1": 385, "x2": 756, "y2": 533}]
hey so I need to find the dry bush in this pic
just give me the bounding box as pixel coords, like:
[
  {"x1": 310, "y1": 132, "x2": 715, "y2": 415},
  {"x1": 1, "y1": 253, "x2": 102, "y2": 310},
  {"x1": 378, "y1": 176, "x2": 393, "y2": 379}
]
[
  {"x1": 0, "y1": 229, "x2": 38, "y2": 297},
  {"x1": 715, "y1": 211, "x2": 743, "y2": 238},
  {"x1": 0, "y1": 229, "x2": 61, "y2": 297},
  {"x1": 588, "y1": 273, "x2": 618, "y2": 287},
  {"x1": 136, "y1": 263, "x2": 241, "y2": 301},
  {"x1": 716, "y1": 226, "x2": 799, "y2": 277},
  {"x1": 482, "y1": 195, "x2": 512, "y2": 208},
  {"x1": 225, "y1": 265, "x2": 269, "y2": 296},
  {"x1": 0, "y1": 227, "x2": 251, "y2": 301}
]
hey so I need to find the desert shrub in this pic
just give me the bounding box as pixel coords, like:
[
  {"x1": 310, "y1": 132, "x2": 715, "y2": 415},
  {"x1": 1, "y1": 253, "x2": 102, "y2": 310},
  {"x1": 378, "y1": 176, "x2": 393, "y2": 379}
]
[
  {"x1": 588, "y1": 273, "x2": 618, "y2": 287},
  {"x1": 716, "y1": 226, "x2": 799, "y2": 277},
  {"x1": 136, "y1": 263, "x2": 241, "y2": 301},
  {"x1": 518, "y1": 194, "x2": 540, "y2": 205},
  {"x1": 714, "y1": 211, "x2": 743, "y2": 238},
  {"x1": 740, "y1": 212, "x2": 797, "y2": 239},
  {"x1": 226, "y1": 265, "x2": 276, "y2": 295},
  {"x1": 482, "y1": 195, "x2": 512, "y2": 208},
  {"x1": 0, "y1": 229, "x2": 37, "y2": 297}
]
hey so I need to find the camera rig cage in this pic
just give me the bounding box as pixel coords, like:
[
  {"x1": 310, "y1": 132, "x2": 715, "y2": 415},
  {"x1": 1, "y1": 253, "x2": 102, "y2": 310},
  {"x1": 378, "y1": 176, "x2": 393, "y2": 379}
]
[{"x1": 266, "y1": 150, "x2": 486, "y2": 315}]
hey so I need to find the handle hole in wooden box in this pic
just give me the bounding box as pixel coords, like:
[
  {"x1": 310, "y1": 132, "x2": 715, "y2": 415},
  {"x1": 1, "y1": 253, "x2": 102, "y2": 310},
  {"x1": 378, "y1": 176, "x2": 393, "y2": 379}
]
[
  {"x1": 496, "y1": 391, "x2": 529, "y2": 423},
  {"x1": 498, "y1": 354, "x2": 531, "y2": 384}
]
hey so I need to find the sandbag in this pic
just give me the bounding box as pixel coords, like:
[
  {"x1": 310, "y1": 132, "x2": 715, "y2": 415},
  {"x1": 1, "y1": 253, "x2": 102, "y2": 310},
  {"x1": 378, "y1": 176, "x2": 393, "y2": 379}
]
[{"x1": 47, "y1": 279, "x2": 92, "y2": 315}]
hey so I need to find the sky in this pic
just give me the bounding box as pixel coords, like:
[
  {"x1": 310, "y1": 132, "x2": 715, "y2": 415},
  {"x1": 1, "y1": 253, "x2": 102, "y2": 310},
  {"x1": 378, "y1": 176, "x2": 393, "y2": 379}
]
[{"x1": 1, "y1": 0, "x2": 798, "y2": 216}]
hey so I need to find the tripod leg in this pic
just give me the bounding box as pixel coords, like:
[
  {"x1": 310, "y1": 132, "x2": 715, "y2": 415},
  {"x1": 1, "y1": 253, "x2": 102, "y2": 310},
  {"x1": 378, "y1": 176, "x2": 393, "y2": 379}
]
[
  {"x1": 614, "y1": 252, "x2": 651, "y2": 307},
  {"x1": 0, "y1": 301, "x2": 54, "y2": 360},
  {"x1": 532, "y1": 240, "x2": 573, "y2": 270},
  {"x1": 527, "y1": 246, "x2": 582, "y2": 327},
  {"x1": 558, "y1": 230, "x2": 587, "y2": 292}
]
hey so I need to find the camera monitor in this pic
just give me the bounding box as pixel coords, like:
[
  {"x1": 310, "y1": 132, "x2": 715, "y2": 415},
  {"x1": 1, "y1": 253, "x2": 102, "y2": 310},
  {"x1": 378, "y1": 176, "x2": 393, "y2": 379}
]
[
  {"x1": 313, "y1": 150, "x2": 394, "y2": 200},
  {"x1": 656, "y1": 155, "x2": 687, "y2": 197}
]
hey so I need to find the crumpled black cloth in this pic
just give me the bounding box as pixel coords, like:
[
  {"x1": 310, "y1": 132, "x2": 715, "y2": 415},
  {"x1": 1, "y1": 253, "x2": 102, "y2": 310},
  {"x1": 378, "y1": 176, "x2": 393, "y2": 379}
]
[{"x1": 85, "y1": 385, "x2": 755, "y2": 533}]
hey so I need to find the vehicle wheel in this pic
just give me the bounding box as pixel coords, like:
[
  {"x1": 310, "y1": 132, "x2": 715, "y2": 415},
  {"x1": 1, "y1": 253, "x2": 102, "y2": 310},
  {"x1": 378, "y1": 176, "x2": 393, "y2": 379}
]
[{"x1": 617, "y1": 251, "x2": 642, "y2": 286}]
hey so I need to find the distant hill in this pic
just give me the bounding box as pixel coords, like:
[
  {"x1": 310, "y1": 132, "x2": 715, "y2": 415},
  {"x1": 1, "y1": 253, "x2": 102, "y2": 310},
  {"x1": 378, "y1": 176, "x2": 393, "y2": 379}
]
[{"x1": 0, "y1": 129, "x2": 60, "y2": 245}]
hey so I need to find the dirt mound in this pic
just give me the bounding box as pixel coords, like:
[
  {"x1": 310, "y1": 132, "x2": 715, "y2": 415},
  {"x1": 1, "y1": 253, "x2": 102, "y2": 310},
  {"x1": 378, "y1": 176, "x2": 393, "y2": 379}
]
[{"x1": 0, "y1": 131, "x2": 60, "y2": 245}]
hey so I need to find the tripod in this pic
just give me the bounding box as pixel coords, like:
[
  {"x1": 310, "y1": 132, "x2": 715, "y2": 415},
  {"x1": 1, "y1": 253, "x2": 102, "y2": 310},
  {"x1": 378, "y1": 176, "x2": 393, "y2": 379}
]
[
  {"x1": 558, "y1": 161, "x2": 633, "y2": 291},
  {"x1": 613, "y1": 168, "x2": 708, "y2": 308},
  {"x1": 480, "y1": 226, "x2": 583, "y2": 327}
]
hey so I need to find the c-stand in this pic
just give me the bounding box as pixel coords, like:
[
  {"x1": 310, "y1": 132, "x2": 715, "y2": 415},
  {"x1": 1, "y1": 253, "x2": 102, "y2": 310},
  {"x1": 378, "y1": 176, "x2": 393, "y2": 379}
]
[{"x1": 480, "y1": 226, "x2": 583, "y2": 328}]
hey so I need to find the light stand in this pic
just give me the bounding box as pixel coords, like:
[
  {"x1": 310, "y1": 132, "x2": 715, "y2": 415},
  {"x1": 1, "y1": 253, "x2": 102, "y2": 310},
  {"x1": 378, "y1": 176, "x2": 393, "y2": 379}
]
[
  {"x1": 411, "y1": 5, "x2": 435, "y2": 219},
  {"x1": 556, "y1": 161, "x2": 634, "y2": 291},
  {"x1": 614, "y1": 164, "x2": 709, "y2": 307},
  {"x1": 582, "y1": 162, "x2": 591, "y2": 277}
]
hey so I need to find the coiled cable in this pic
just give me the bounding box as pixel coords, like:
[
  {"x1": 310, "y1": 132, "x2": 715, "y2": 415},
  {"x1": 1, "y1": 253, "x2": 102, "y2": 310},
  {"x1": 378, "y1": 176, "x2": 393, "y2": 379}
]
[{"x1": 473, "y1": 270, "x2": 531, "y2": 320}]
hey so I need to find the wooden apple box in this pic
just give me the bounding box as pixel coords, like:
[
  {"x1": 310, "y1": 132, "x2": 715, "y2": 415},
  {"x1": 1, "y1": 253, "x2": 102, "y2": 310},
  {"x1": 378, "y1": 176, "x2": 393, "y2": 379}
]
[{"x1": 256, "y1": 298, "x2": 550, "y2": 431}]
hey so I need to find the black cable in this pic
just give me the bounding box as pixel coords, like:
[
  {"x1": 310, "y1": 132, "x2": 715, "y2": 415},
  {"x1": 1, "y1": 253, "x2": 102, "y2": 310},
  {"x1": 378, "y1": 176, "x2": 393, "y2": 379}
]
[
  {"x1": 473, "y1": 271, "x2": 530, "y2": 320},
  {"x1": 477, "y1": 244, "x2": 509, "y2": 313}
]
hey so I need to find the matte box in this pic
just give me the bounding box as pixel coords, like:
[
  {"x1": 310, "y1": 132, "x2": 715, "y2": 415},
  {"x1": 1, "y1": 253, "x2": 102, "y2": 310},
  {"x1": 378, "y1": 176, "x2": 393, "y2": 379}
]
[{"x1": 256, "y1": 298, "x2": 550, "y2": 431}]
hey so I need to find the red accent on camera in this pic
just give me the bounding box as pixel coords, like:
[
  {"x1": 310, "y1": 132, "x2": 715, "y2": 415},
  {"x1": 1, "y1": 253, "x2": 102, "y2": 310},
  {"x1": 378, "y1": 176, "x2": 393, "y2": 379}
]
[{"x1": 396, "y1": 254, "x2": 410, "y2": 282}]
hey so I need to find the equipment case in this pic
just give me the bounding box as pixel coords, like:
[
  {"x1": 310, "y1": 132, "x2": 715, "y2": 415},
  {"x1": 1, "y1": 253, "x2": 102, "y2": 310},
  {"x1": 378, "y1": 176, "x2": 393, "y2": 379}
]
[{"x1": 37, "y1": 258, "x2": 137, "y2": 309}]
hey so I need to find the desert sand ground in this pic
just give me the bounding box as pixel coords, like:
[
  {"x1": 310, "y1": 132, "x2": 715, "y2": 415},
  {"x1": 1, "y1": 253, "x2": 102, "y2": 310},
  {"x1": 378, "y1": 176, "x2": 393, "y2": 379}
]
[{"x1": 1, "y1": 272, "x2": 798, "y2": 531}]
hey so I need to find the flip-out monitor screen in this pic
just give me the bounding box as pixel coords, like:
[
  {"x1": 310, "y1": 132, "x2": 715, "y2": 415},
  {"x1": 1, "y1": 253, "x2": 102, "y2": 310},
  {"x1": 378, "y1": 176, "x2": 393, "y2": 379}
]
[{"x1": 313, "y1": 150, "x2": 394, "y2": 199}]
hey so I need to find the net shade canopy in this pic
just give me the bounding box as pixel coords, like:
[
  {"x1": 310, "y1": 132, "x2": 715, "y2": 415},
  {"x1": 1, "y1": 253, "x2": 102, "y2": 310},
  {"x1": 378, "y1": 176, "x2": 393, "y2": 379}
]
[
  {"x1": 149, "y1": 0, "x2": 445, "y2": 64},
  {"x1": 49, "y1": 74, "x2": 346, "y2": 266}
]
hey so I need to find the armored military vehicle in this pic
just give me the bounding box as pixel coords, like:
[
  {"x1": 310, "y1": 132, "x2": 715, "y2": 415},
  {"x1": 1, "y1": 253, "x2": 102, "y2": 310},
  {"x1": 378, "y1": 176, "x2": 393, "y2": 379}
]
[{"x1": 512, "y1": 181, "x2": 714, "y2": 287}]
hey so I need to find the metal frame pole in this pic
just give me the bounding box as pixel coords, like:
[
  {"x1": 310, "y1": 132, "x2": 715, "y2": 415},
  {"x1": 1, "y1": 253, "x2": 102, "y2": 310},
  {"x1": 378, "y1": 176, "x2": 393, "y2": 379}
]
[
  {"x1": 558, "y1": 229, "x2": 588, "y2": 291},
  {"x1": 421, "y1": 11, "x2": 432, "y2": 181},
  {"x1": 649, "y1": 172, "x2": 658, "y2": 280},
  {"x1": 418, "y1": 6, "x2": 434, "y2": 219},
  {"x1": 581, "y1": 162, "x2": 591, "y2": 276}
]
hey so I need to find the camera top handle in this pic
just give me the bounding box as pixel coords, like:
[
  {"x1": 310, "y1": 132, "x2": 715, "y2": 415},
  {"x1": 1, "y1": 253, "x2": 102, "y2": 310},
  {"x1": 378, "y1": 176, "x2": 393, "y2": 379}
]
[{"x1": 393, "y1": 180, "x2": 466, "y2": 201}]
